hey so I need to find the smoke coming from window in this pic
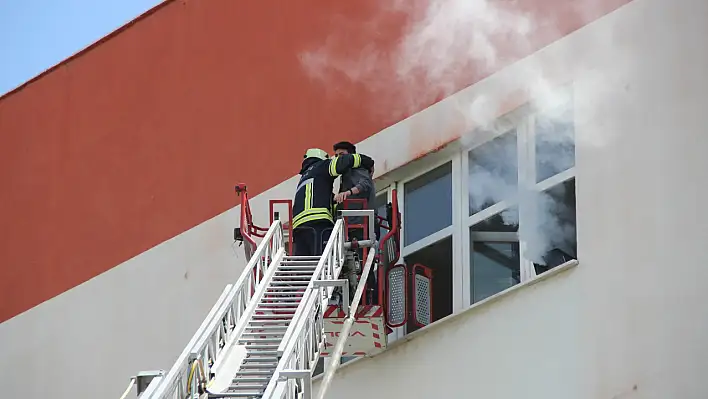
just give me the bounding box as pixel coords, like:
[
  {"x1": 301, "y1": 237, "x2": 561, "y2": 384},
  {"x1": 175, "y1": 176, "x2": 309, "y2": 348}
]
[{"x1": 299, "y1": 0, "x2": 621, "y2": 265}]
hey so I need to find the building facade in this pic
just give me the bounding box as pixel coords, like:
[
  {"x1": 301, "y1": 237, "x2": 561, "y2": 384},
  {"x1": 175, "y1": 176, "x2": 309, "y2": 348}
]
[{"x1": 1, "y1": 0, "x2": 707, "y2": 398}]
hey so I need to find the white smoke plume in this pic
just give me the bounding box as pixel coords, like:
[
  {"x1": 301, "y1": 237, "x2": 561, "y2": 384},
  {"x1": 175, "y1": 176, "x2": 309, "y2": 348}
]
[{"x1": 299, "y1": 0, "x2": 611, "y2": 265}]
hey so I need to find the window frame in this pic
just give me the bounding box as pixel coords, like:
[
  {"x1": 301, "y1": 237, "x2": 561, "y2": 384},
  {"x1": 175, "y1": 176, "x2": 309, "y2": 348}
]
[
  {"x1": 389, "y1": 152, "x2": 465, "y2": 336},
  {"x1": 375, "y1": 86, "x2": 577, "y2": 329},
  {"x1": 461, "y1": 91, "x2": 577, "y2": 306}
]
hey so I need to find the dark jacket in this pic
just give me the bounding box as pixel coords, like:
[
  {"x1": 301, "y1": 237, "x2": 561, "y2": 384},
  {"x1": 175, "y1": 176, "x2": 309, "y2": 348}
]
[
  {"x1": 339, "y1": 167, "x2": 377, "y2": 226},
  {"x1": 292, "y1": 153, "x2": 374, "y2": 229}
]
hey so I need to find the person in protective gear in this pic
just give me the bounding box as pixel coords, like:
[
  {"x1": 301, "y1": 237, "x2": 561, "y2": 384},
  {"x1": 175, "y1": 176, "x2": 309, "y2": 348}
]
[
  {"x1": 331, "y1": 141, "x2": 379, "y2": 304},
  {"x1": 291, "y1": 148, "x2": 375, "y2": 257}
]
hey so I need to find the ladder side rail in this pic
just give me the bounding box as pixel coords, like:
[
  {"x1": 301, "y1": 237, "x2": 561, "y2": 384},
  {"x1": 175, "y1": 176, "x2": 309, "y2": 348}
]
[
  {"x1": 208, "y1": 227, "x2": 286, "y2": 382},
  {"x1": 134, "y1": 285, "x2": 232, "y2": 399},
  {"x1": 206, "y1": 247, "x2": 287, "y2": 394},
  {"x1": 141, "y1": 220, "x2": 283, "y2": 399},
  {"x1": 263, "y1": 279, "x2": 325, "y2": 399},
  {"x1": 275, "y1": 219, "x2": 346, "y2": 356},
  {"x1": 314, "y1": 240, "x2": 377, "y2": 399}
]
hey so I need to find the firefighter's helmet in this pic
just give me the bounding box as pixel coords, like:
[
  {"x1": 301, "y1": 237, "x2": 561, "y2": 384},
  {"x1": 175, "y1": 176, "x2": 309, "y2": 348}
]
[{"x1": 304, "y1": 148, "x2": 329, "y2": 160}]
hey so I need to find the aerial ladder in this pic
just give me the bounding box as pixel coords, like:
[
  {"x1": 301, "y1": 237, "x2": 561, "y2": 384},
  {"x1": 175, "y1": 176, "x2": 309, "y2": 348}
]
[{"x1": 124, "y1": 183, "x2": 433, "y2": 399}]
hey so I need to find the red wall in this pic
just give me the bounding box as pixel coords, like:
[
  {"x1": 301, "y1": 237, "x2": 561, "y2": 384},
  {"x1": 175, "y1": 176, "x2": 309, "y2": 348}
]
[{"x1": 0, "y1": 0, "x2": 631, "y2": 322}]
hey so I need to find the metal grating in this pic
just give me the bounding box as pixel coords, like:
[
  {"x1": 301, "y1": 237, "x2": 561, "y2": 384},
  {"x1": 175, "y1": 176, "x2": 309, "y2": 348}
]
[
  {"x1": 414, "y1": 274, "x2": 431, "y2": 326},
  {"x1": 387, "y1": 267, "x2": 406, "y2": 326}
]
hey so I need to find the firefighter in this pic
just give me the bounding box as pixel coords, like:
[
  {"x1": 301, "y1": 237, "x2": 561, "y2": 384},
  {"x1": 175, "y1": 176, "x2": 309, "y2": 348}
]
[
  {"x1": 291, "y1": 148, "x2": 375, "y2": 257},
  {"x1": 332, "y1": 141, "x2": 379, "y2": 304}
]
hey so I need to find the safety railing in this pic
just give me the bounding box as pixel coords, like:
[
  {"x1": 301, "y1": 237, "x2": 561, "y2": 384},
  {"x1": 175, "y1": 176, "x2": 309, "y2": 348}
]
[{"x1": 135, "y1": 220, "x2": 284, "y2": 399}]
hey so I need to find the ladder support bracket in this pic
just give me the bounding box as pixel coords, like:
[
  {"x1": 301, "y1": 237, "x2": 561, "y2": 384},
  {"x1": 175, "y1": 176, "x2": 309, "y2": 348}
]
[
  {"x1": 313, "y1": 279, "x2": 350, "y2": 317},
  {"x1": 279, "y1": 370, "x2": 313, "y2": 398}
]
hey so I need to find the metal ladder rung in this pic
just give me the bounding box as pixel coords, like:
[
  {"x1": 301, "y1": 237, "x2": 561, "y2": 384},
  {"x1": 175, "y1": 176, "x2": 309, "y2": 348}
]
[
  {"x1": 235, "y1": 370, "x2": 274, "y2": 376},
  {"x1": 275, "y1": 269, "x2": 314, "y2": 276},
  {"x1": 240, "y1": 362, "x2": 277, "y2": 368},
  {"x1": 244, "y1": 345, "x2": 280, "y2": 351},
  {"x1": 245, "y1": 325, "x2": 288, "y2": 331},
  {"x1": 273, "y1": 274, "x2": 312, "y2": 281},
  {"x1": 255, "y1": 311, "x2": 295, "y2": 316},
  {"x1": 241, "y1": 332, "x2": 285, "y2": 337},
  {"x1": 225, "y1": 390, "x2": 266, "y2": 396},
  {"x1": 247, "y1": 320, "x2": 290, "y2": 325},
  {"x1": 246, "y1": 347, "x2": 278, "y2": 358},
  {"x1": 239, "y1": 338, "x2": 282, "y2": 344},
  {"x1": 232, "y1": 376, "x2": 271, "y2": 383},
  {"x1": 229, "y1": 383, "x2": 267, "y2": 390}
]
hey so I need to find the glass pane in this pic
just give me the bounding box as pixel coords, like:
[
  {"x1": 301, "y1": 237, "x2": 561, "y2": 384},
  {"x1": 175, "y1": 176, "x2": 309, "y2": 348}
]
[
  {"x1": 530, "y1": 178, "x2": 577, "y2": 273},
  {"x1": 470, "y1": 206, "x2": 519, "y2": 233},
  {"x1": 535, "y1": 99, "x2": 575, "y2": 183},
  {"x1": 404, "y1": 162, "x2": 452, "y2": 246},
  {"x1": 470, "y1": 239, "x2": 520, "y2": 303},
  {"x1": 404, "y1": 236, "x2": 453, "y2": 334},
  {"x1": 468, "y1": 129, "x2": 518, "y2": 216}
]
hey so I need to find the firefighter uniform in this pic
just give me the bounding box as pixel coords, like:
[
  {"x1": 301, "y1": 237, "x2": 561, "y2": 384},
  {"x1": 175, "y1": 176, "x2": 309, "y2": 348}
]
[{"x1": 292, "y1": 148, "x2": 374, "y2": 256}]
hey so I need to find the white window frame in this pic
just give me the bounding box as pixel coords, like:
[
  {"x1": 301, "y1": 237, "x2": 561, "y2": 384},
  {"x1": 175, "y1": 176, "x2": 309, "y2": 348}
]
[
  {"x1": 377, "y1": 87, "x2": 577, "y2": 335},
  {"x1": 388, "y1": 153, "x2": 465, "y2": 338}
]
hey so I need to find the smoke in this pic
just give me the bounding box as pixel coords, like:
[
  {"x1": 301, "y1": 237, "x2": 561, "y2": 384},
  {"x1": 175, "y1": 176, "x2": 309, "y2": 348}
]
[{"x1": 299, "y1": 0, "x2": 602, "y2": 266}]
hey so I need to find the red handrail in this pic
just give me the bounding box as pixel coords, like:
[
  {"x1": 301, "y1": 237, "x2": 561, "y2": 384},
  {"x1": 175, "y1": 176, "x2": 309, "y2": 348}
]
[{"x1": 378, "y1": 188, "x2": 401, "y2": 317}]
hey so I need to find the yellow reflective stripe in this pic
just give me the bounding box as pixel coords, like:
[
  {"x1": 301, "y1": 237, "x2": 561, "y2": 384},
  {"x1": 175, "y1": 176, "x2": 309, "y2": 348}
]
[
  {"x1": 293, "y1": 208, "x2": 330, "y2": 222},
  {"x1": 293, "y1": 208, "x2": 331, "y2": 225},
  {"x1": 292, "y1": 212, "x2": 333, "y2": 228},
  {"x1": 353, "y1": 154, "x2": 361, "y2": 168},
  {"x1": 329, "y1": 157, "x2": 339, "y2": 176},
  {"x1": 304, "y1": 182, "x2": 313, "y2": 210}
]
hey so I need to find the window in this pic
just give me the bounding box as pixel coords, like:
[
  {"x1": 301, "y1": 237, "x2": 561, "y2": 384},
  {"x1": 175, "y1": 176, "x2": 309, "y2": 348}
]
[
  {"x1": 404, "y1": 236, "x2": 453, "y2": 334},
  {"x1": 531, "y1": 178, "x2": 577, "y2": 274},
  {"x1": 463, "y1": 89, "x2": 577, "y2": 306},
  {"x1": 404, "y1": 162, "x2": 453, "y2": 246},
  {"x1": 387, "y1": 86, "x2": 578, "y2": 331},
  {"x1": 468, "y1": 129, "x2": 518, "y2": 215},
  {"x1": 535, "y1": 95, "x2": 575, "y2": 183},
  {"x1": 469, "y1": 207, "x2": 520, "y2": 303},
  {"x1": 471, "y1": 241, "x2": 520, "y2": 303}
]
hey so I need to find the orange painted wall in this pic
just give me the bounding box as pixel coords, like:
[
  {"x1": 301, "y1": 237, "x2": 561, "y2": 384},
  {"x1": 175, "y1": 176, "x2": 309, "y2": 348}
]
[{"x1": 0, "y1": 0, "x2": 632, "y2": 323}]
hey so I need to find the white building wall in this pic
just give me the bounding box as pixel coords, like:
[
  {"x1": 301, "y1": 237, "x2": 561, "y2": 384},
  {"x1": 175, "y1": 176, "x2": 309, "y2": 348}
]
[
  {"x1": 314, "y1": 265, "x2": 582, "y2": 399},
  {"x1": 2, "y1": 0, "x2": 706, "y2": 398},
  {"x1": 314, "y1": 0, "x2": 708, "y2": 398}
]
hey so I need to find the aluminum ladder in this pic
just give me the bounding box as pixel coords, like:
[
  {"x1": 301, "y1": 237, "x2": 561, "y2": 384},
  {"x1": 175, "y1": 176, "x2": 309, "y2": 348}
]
[
  {"x1": 224, "y1": 255, "x2": 321, "y2": 397},
  {"x1": 127, "y1": 209, "x2": 375, "y2": 399}
]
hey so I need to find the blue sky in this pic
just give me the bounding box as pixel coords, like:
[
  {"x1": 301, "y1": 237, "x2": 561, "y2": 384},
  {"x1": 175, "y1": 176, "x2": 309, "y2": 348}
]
[{"x1": 0, "y1": 0, "x2": 163, "y2": 96}]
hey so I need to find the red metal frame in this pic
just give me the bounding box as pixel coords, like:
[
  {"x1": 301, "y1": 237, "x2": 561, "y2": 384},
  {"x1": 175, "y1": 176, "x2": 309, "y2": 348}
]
[
  {"x1": 411, "y1": 263, "x2": 434, "y2": 328},
  {"x1": 378, "y1": 188, "x2": 401, "y2": 313},
  {"x1": 235, "y1": 183, "x2": 259, "y2": 249},
  {"x1": 236, "y1": 182, "x2": 410, "y2": 330},
  {"x1": 269, "y1": 199, "x2": 294, "y2": 255}
]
